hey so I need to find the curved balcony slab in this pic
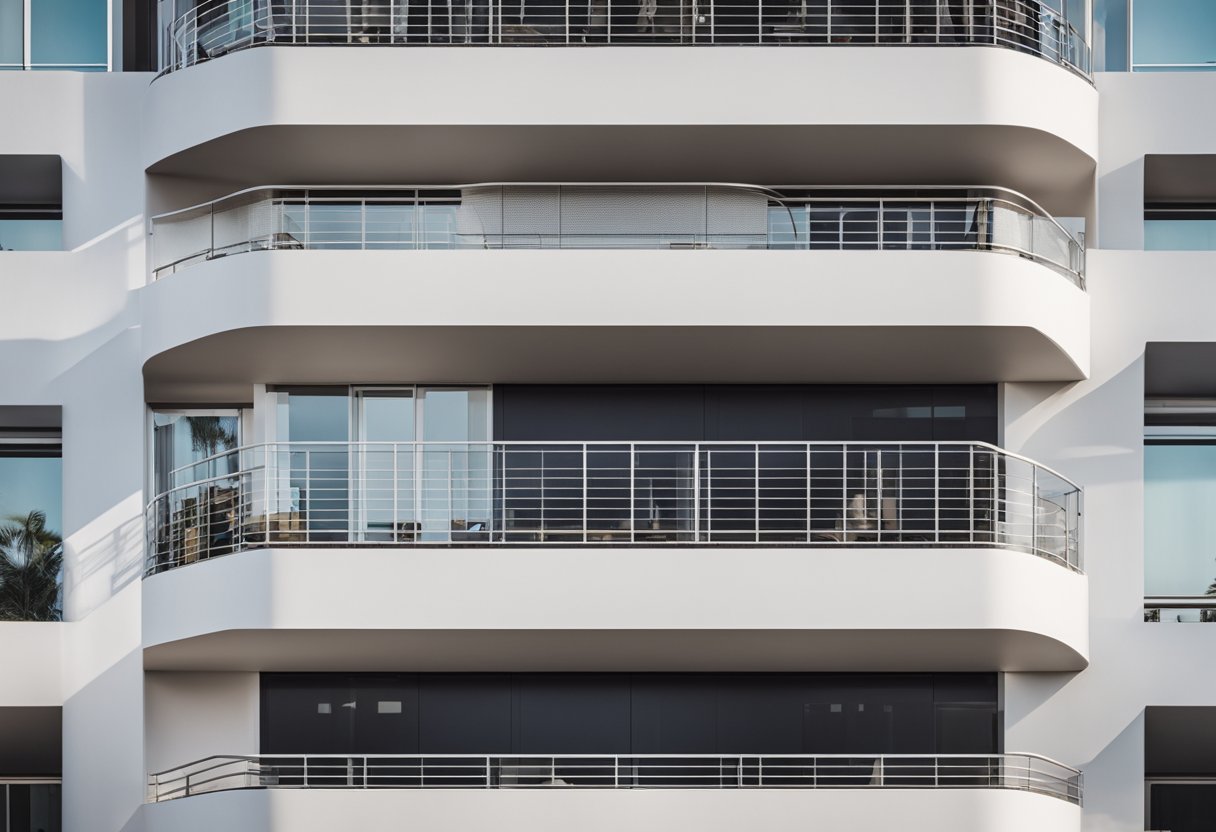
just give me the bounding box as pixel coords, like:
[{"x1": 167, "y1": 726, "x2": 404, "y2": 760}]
[
  {"x1": 143, "y1": 47, "x2": 1097, "y2": 215},
  {"x1": 141, "y1": 775, "x2": 1082, "y2": 832},
  {"x1": 142, "y1": 545, "x2": 1089, "y2": 672},
  {"x1": 141, "y1": 248, "x2": 1089, "y2": 400}
]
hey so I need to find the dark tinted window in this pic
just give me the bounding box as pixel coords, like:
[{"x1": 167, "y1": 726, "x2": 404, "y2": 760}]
[
  {"x1": 494, "y1": 385, "x2": 996, "y2": 443},
  {"x1": 263, "y1": 673, "x2": 998, "y2": 756}
]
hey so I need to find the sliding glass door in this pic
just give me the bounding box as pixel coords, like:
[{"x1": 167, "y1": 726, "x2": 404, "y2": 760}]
[
  {"x1": 355, "y1": 388, "x2": 417, "y2": 542},
  {"x1": 416, "y1": 387, "x2": 492, "y2": 542}
]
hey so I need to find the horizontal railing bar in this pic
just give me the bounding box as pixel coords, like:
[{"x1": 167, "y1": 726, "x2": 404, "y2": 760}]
[{"x1": 147, "y1": 751, "x2": 1081, "y2": 805}]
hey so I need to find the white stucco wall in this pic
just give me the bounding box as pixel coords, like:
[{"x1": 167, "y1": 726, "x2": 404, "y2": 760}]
[
  {"x1": 140, "y1": 785, "x2": 1081, "y2": 832},
  {"x1": 145, "y1": 672, "x2": 260, "y2": 774}
]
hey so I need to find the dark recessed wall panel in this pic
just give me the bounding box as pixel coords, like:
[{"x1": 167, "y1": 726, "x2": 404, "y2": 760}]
[
  {"x1": 263, "y1": 673, "x2": 998, "y2": 757},
  {"x1": 353, "y1": 675, "x2": 419, "y2": 754},
  {"x1": 514, "y1": 675, "x2": 633, "y2": 754},
  {"x1": 716, "y1": 676, "x2": 808, "y2": 754},
  {"x1": 419, "y1": 675, "x2": 512, "y2": 754},
  {"x1": 631, "y1": 676, "x2": 720, "y2": 754},
  {"x1": 493, "y1": 386, "x2": 997, "y2": 444},
  {"x1": 494, "y1": 386, "x2": 707, "y2": 441}
]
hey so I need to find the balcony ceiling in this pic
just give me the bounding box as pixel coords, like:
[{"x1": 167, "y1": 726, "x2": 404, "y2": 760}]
[
  {"x1": 147, "y1": 124, "x2": 1095, "y2": 220},
  {"x1": 142, "y1": 323, "x2": 1084, "y2": 403}
]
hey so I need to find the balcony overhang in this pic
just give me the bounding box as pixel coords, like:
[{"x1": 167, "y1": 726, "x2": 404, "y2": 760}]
[
  {"x1": 142, "y1": 546, "x2": 1089, "y2": 672},
  {"x1": 140, "y1": 249, "x2": 1089, "y2": 401},
  {"x1": 140, "y1": 777, "x2": 1082, "y2": 832},
  {"x1": 143, "y1": 47, "x2": 1097, "y2": 219}
]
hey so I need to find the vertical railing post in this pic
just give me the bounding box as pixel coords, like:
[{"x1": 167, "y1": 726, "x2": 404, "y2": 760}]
[
  {"x1": 754, "y1": 443, "x2": 761, "y2": 543},
  {"x1": 968, "y1": 445, "x2": 975, "y2": 545},
  {"x1": 304, "y1": 449, "x2": 311, "y2": 543},
  {"x1": 933, "y1": 445, "x2": 940, "y2": 545},
  {"x1": 582, "y1": 443, "x2": 589, "y2": 543},
  {"x1": 693, "y1": 443, "x2": 701, "y2": 543},
  {"x1": 629, "y1": 444, "x2": 636, "y2": 543},
  {"x1": 841, "y1": 443, "x2": 849, "y2": 541},
  {"x1": 1031, "y1": 464, "x2": 1038, "y2": 556},
  {"x1": 303, "y1": 756, "x2": 309, "y2": 787},
  {"x1": 805, "y1": 444, "x2": 812, "y2": 543},
  {"x1": 876, "y1": 448, "x2": 883, "y2": 542},
  {"x1": 486, "y1": 756, "x2": 492, "y2": 787}
]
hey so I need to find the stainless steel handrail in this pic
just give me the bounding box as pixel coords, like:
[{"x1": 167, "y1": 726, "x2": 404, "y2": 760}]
[
  {"x1": 146, "y1": 752, "x2": 1083, "y2": 804},
  {"x1": 143, "y1": 439, "x2": 1083, "y2": 575},
  {"x1": 158, "y1": 0, "x2": 1091, "y2": 78},
  {"x1": 148, "y1": 183, "x2": 1085, "y2": 286},
  {"x1": 1144, "y1": 596, "x2": 1216, "y2": 623}
]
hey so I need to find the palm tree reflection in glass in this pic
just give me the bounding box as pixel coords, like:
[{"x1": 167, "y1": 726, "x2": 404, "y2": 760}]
[{"x1": 0, "y1": 510, "x2": 63, "y2": 621}]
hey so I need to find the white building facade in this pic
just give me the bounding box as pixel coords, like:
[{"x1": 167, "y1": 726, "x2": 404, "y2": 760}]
[{"x1": 0, "y1": 1, "x2": 1213, "y2": 830}]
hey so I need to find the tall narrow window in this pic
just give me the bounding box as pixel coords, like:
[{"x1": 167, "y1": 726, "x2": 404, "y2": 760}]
[
  {"x1": 1145, "y1": 401, "x2": 1216, "y2": 621},
  {"x1": 0, "y1": 418, "x2": 63, "y2": 622}
]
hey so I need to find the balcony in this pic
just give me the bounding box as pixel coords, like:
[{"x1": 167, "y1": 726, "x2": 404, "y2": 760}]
[
  {"x1": 139, "y1": 184, "x2": 1090, "y2": 393},
  {"x1": 141, "y1": 754, "x2": 1081, "y2": 832},
  {"x1": 140, "y1": 439, "x2": 1087, "y2": 672},
  {"x1": 161, "y1": 0, "x2": 1089, "y2": 76},
  {"x1": 146, "y1": 440, "x2": 1081, "y2": 572},
  {"x1": 150, "y1": 184, "x2": 1084, "y2": 285}
]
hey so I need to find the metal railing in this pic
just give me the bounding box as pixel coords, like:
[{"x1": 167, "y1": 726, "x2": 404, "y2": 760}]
[
  {"x1": 144, "y1": 440, "x2": 1082, "y2": 575},
  {"x1": 159, "y1": 0, "x2": 1090, "y2": 76},
  {"x1": 149, "y1": 184, "x2": 1086, "y2": 287},
  {"x1": 147, "y1": 752, "x2": 1082, "y2": 804},
  {"x1": 1144, "y1": 597, "x2": 1216, "y2": 623}
]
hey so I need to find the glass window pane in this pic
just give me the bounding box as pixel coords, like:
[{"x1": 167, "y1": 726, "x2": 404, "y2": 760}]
[
  {"x1": 30, "y1": 0, "x2": 108, "y2": 67},
  {"x1": 1145, "y1": 220, "x2": 1216, "y2": 251},
  {"x1": 420, "y1": 389, "x2": 490, "y2": 442},
  {"x1": 1145, "y1": 443, "x2": 1216, "y2": 596},
  {"x1": 7, "y1": 783, "x2": 61, "y2": 832},
  {"x1": 1133, "y1": 0, "x2": 1216, "y2": 68},
  {"x1": 152, "y1": 413, "x2": 240, "y2": 493},
  {"x1": 0, "y1": 456, "x2": 62, "y2": 538},
  {"x1": 0, "y1": 220, "x2": 62, "y2": 251},
  {"x1": 0, "y1": 0, "x2": 23, "y2": 65}
]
